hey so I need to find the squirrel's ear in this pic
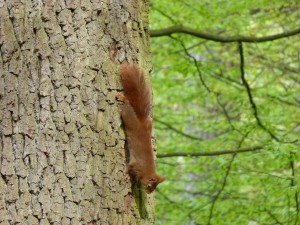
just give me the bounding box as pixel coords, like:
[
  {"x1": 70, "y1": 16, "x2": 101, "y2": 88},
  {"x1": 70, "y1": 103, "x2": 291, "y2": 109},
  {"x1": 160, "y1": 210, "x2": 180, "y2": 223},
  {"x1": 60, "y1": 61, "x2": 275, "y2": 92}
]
[{"x1": 157, "y1": 177, "x2": 165, "y2": 184}]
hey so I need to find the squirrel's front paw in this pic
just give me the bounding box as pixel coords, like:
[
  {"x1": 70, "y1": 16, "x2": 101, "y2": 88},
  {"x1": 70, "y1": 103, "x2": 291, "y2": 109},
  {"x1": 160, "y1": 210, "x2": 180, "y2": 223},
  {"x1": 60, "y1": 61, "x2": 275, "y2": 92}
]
[
  {"x1": 125, "y1": 173, "x2": 131, "y2": 183},
  {"x1": 116, "y1": 92, "x2": 126, "y2": 102}
]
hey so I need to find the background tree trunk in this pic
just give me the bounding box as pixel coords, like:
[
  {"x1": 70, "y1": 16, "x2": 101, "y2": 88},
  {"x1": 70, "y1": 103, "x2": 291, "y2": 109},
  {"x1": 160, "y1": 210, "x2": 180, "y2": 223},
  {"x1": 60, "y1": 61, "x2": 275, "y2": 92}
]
[{"x1": 0, "y1": 0, "x2": 154, "y2": 224}]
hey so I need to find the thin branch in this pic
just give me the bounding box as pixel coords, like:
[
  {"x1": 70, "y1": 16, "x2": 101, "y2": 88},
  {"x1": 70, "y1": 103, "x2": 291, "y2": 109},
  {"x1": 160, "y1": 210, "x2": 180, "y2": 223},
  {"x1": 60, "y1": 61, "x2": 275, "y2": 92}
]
[
  {"x1": 288, "y1": 192, "x2": 291, "y2": 225},
  {"x1": 265, "y1": 209, "x2": 284, "y2": 225},
  {"x1": 154, "y1": 118, "x2": 204, "y2": 141},
  {"x1": 169, "y1": 36, "x2": 211, "y2": 92},
  {"x1": 150, "y1": 25, "x2": 300, "y2": 43},
  {"x1": 172, "y1": 30, "x2": 225, "y2": 54},
  {"x1": 155, "y1": 118, "x2": 229, "y2": 141},
  {"x1": 152, "y1": 7, "x2": 178, "y2": 24},
  {"x1": 289, "y1": 152, "x2": 299, "y2": 225},
  {"x1": 156, "y1": 145, "x2": 263, "y2": 158},
  {"x1": 215, "y1": 95, "x2": 234, "y2": 129},
  {"x1": 156, "y1": 189, "x2": 194, "y2": 220},
  {"x1": 207, "y1": 153, "x2": 236, "y2": 224},
  {"x1": 239, "y1": 165, "x2": 293, "y2": 181},
  {"x1": 238, "y1": 41, "x2": 259, "y2": 122},
  {"x1": 238, "y1": 41, "x2": 279, "y2": 141},
  {"x1": 170, "y1": 36, "x2": 244, "y2": 92},
  {"x1": 213, "y1": 70, "x2": 244, "y2": 90},
  {"x1": 206, "y1": 131, "x2": 253, "y2": 224},
  {"x1": 268, "y1": 94, "x2": 299, "y2": 107}
]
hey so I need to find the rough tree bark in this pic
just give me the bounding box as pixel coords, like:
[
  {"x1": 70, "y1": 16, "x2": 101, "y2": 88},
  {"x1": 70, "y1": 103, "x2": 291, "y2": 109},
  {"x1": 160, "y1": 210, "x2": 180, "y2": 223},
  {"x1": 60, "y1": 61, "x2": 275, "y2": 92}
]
[{"x1": 0, "y1": 0, "x2": 154, "y2": 224}]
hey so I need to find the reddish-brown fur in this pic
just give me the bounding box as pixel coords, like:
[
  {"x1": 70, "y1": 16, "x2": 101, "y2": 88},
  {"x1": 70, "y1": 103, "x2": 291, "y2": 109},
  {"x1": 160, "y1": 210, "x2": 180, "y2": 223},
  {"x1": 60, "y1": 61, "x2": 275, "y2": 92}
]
[{"x1": 117, "y1": 63, "x2": 164, "y2": 194}]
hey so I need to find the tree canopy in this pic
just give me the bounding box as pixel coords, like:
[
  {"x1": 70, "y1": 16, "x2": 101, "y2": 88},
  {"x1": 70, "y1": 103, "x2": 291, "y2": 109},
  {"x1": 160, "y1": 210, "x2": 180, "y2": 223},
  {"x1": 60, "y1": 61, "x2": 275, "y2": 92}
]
[{"x1": 149, "y1": 1, "x2": 300, "y2": 224}]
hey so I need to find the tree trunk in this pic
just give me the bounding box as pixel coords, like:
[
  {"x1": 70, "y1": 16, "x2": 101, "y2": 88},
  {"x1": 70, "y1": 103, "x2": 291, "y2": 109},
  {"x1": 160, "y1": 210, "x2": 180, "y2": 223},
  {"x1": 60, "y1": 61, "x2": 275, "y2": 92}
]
[{"x1": 0, "y1": 0, "x2": 154, "y2": 224}]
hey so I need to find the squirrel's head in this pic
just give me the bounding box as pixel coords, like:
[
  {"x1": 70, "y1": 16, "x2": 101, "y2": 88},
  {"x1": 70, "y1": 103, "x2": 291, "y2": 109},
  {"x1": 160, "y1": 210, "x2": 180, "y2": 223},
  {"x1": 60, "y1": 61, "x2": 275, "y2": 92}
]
[{"x1": 141, "y1": 175, "x2": 165, "y2": 194}]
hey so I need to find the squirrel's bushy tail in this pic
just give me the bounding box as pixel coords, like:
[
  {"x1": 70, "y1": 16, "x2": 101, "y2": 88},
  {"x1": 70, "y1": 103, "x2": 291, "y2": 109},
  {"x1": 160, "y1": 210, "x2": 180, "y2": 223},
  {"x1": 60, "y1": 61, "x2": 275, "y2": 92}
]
[{"x1": 120, "y1": 63, "x2": 151, "y2": 119}]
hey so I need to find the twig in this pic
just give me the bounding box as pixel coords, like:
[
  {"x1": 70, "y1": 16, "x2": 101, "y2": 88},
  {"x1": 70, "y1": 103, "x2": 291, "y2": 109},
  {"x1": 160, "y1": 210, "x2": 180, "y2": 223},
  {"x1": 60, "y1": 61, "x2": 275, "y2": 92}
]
[
  {"x1": 169, "y1": 36, "x2": 211, "y2": 92},
  {"x1": 151, "y1": 7, "x2": 178, "y2": 24},
  {"x1": 207, "y1": 132, "x2": 250, "y2": 224},
  {"x1": 207, "y1": 153, "x2": 236, "y2": 224},
  {"x1": 289, "y1": 152, "x2": 299, "y2": 225},
  {"x1": 155, "y1": 118, "x2": 204, "y2": 141},
  {"x1": 150, "y1": 25, "x2": 300, "y2": 43},
  {"x1": 157, "y1": 145, "x2": 263, "y2": 158},
  {"x1": 238, "y1": 41, "x2": 279, "y2": 141},
  {"x1": 265, "y1": 209, "x2": 284, "y2": 225},
  {"x1": 156, "y1": 189, "x2": 193, "y2": 220}
]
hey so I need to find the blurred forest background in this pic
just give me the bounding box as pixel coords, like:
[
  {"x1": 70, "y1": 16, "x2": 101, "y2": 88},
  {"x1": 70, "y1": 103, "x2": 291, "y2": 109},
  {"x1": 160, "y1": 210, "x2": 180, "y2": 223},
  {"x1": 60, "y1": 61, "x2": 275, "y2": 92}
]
[{"x1": 149, "y1": 1, "x2": 300, "y2": 224}]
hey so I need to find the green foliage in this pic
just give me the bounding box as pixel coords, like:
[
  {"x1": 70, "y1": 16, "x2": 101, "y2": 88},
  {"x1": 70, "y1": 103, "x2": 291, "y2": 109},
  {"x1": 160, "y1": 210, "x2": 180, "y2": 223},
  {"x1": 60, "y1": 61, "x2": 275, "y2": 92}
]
[{"x1": 150, "y1": 0, "x2": 300, "y2": 224}]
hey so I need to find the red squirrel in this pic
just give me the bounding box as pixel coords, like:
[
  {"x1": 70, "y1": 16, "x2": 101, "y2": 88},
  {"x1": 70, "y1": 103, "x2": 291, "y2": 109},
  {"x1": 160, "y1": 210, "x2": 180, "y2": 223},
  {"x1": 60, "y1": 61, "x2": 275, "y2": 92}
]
[{"x1": 116, "y1": 63, "x2": 165, "y2": 194}]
